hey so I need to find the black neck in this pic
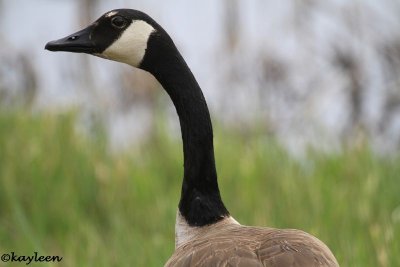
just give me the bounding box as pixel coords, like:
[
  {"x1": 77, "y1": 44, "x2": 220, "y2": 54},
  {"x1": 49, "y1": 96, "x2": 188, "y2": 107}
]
[{"x1": 140, "y1": 31, "x2": 229, "y2": 226}]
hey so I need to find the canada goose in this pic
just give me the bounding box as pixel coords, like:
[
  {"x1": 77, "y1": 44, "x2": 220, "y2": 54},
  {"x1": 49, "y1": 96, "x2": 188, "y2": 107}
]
[{"x1": 45, "y1": 9, "x2": 339, "y2": 267}]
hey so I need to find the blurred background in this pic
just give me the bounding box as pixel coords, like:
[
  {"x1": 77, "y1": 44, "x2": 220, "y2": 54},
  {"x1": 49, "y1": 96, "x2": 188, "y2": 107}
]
[{"x1": 0, "y1": 0, "x2": 399, "y2": 266}]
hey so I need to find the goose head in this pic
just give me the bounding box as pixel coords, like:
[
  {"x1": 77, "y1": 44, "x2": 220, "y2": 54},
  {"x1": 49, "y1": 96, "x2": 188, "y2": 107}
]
[{"x1": 45, "y1": 9, "x2": 162, "y2": 68}]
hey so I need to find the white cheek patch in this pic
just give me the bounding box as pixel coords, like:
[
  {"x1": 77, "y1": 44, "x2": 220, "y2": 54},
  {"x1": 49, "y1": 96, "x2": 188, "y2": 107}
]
[{"x1": 101, "y1": 20, "x2": 155, "y2": 67}]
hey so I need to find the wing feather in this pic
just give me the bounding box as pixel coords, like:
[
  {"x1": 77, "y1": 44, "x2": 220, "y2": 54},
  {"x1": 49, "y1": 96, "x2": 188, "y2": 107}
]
[{"x1": 165, "y1": 225, "x2": 339, "y2": 267}]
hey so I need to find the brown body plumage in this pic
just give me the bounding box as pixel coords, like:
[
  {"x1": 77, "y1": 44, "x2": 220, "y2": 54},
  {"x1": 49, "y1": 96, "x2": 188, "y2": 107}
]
[{"x1": 167, "y1": 219, "x2": 339, "y2": 267}]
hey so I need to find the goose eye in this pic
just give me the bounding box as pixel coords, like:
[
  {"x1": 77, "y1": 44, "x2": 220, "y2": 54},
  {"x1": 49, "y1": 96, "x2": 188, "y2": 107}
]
[{"x1": 111, "y1": 16, "x2": 126, "y2": 28}]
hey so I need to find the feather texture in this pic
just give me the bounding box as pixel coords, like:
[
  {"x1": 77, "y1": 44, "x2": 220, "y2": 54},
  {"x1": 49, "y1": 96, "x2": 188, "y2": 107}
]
[{"x1": 166, "y1": 220, "x2": 339, "y2": 267}]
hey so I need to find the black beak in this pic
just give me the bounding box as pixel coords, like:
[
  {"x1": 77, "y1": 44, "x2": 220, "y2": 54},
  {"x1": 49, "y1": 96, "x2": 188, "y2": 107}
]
[{"x1": 45, "y1": 25, "x2": 97, "y2": 53}]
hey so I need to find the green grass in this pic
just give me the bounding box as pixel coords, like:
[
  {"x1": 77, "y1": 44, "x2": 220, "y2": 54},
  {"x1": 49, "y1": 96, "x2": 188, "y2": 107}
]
[{"x1": 0, "y1": 111, "x2": 399, "y2": 266}]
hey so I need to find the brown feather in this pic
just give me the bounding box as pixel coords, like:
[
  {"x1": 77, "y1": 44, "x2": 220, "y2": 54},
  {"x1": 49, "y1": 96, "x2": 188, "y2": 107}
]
[{"x1": 166, "y1": 221, "x2": 339, "y2": 267}]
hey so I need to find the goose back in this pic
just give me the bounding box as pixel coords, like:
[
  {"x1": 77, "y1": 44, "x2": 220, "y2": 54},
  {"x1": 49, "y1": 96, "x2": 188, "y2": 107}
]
[{"x1": 166, "y1": 222, "x2": 339, "y2": 267}]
